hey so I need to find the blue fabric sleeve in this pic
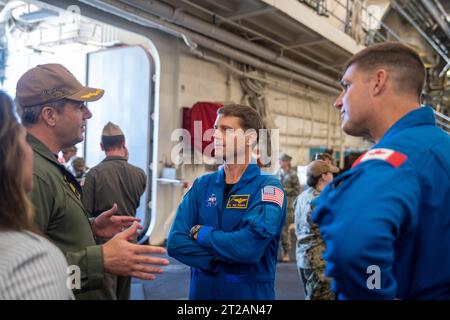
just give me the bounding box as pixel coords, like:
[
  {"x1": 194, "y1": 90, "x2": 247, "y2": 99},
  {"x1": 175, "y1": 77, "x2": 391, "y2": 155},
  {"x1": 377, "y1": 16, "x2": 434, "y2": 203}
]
[
  {"x1": 313, "y1": 161, "x2": 420, "y2": 299},
  {"x1": 166, "y1": 179, "x2": 221, "y2": 273},
  {"x1": 197, "y1": 190, "x2": 285, "y2": 264}
]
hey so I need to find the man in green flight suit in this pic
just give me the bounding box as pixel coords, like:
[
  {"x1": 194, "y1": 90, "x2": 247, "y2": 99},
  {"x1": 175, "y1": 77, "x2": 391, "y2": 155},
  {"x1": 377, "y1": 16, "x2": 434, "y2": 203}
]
[{"x1": 15, "y1": 63, "x2": 169, "y2": 299}]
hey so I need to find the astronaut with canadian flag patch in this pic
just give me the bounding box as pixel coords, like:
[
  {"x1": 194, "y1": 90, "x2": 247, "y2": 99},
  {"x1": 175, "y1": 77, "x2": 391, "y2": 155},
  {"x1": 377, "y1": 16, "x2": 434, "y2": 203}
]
[{"x1": 312, "y1": 42, "x2": 450, "y2": 300}]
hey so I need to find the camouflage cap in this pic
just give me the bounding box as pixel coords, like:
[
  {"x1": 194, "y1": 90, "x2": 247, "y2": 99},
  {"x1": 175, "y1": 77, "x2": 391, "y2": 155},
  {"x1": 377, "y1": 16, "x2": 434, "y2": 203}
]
[
  {"x1": 16, "y1": 63, "x2": 104, "y2": 108},
  {"x1": 306, "y1": 160, "x2": 339, "y2": 178},
  {"x1": 278, "y1": 152, "x2": 292, "y2": 161},
  {"x1": 102, "y1": 121, "x2": 124, "y2": 137}
]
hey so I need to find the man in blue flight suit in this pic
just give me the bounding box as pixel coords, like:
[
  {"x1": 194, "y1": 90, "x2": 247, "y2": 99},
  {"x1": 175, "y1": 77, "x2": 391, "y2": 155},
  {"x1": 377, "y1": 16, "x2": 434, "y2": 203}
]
[
  {"x1": 167, "y1": 104, "x2": 286, "y2": 300},
  {"x1": 312, "y1": 42, "x2": 450, "y2": 299}
]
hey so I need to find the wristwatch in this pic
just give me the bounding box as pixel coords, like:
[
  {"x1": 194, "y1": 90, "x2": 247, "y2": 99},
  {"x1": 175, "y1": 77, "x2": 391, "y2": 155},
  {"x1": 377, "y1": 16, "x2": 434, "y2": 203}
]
[{"x1": 190, "y1": 224, "x2": 202, "y2": 240}]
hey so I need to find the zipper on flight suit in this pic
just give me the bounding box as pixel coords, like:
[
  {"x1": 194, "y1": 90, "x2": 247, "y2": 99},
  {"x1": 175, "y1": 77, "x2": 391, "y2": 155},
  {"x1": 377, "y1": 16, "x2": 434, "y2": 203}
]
[{"x1": 220, "y1": 183, "x2": 238, "y2": 229}]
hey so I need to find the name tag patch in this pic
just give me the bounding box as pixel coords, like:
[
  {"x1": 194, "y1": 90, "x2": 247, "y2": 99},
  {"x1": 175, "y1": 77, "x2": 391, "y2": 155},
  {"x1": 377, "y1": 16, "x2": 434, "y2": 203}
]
[{"x1": 226, "y1": 195, "x2": 250, "y2": 209}]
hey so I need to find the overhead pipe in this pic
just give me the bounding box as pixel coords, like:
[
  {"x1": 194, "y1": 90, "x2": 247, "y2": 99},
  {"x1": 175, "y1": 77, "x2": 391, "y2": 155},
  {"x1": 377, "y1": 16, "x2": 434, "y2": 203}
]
[
  {"x1": 186, "y1": 31, "x2": 340, "y2": 95},
  {"x1": 422, "y1": 0, "x2": 450, "y2": 82},
  {"x1": 190, "y1": 48, "x2": 330, "y2": 102},
  {"x1": 391, "y1": 0, "x2": 450, "y2": 66},
  {"x1": 77, "y1": 0, "x2": 340, "y2": 95},
  {"x1": 272, "y1": 110, "x2": 337, "y2": 125},
  {"x1": 280, "y1": 132, "x2": 341, "y2": 140},
  {"x1": 179, "y1": 0, "x2": 341, "y2": 74},
  {"x1": 39, "y1": 0, "x2": 339, "y2": 94},
  {"x1": 116, "y1": 0, "x2": 340, "y2": 88},
  {"x1": 433, "y1": 0, "x2": 450, "y2": 24},
  {"x1": 406, "y1": 0, "x2": 435, "y2": 30},
  {"x1": 393, "y1": 0, "x2": 450, "y2": 77},
  {"x1": 420, "y1": 0, "x2": 450, "y2": 41}
]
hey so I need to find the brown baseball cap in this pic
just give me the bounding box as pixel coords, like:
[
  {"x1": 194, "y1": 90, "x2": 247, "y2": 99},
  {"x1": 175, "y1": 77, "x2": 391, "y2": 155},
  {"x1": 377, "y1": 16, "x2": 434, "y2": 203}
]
[
  {"x1": 16, "y1": 63, "x2": 104, "y2": 108},
  {"x1": 306, "y1": 160, "x2": 340, "y2": 178}
]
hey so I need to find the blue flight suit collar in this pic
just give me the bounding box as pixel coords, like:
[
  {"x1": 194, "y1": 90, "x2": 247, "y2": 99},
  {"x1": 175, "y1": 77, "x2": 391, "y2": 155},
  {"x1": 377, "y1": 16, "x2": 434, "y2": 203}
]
[
  {"x1": 379, "y1": 106, "x2": 436, "y2": 144},
  {"x1": 209, "y1": 160, "x2": 261, "y2": 232},
  {"x1": 214, "y1": 160, "x2": 260, "y2": 186}
]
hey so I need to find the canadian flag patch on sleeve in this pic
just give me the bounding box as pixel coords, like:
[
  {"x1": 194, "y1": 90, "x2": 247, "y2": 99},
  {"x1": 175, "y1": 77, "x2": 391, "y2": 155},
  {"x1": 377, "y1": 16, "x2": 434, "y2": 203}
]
[
  {"x1": 352, "y1": 148, "x2": 408, "y2": 168},
  {"x1": 261, "y1": 186, "x2": 284, "y2": 208}
]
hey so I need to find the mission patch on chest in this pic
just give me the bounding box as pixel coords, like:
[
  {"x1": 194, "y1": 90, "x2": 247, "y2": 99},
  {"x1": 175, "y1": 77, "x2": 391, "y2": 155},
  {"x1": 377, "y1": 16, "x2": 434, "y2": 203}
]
[{"x1": 226, "y1": 194, "x2": 250, "y2": 209}]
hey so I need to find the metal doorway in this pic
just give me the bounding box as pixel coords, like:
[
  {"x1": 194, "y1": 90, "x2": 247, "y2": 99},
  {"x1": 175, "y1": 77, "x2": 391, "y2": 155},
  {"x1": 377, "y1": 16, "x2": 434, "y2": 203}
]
[{"x1": 84, "y1": 45, "x2": 154, "y2": 243}]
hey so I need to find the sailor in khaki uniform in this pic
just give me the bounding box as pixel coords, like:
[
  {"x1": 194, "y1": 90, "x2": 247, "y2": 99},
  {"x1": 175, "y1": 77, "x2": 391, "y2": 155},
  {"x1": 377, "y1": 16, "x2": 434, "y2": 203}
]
[{"x1": 82, "y1": 122, "x2": 147, "y2": 299}]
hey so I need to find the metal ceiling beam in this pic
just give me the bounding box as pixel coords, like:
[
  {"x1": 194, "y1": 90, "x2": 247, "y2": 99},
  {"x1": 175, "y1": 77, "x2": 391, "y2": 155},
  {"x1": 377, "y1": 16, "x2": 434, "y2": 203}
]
[
  {"x1": 117, "y1": 0, "x2": 339, "y2": 87},
  {"x1": 225, "y1": 6, "x2": 276, "y2": 21},
  {"x1": 421, "y1": 0, "x2": 450, "y2": 40},
  {"x1": 391, "y1": 0, "x2": 450, "y2": 65},
  {"x1": 405, "y1": 0, "x2": 435, "y2": 29},
  {"x1": 35, "y1": 0, "x2": 340, "y2": 93},
  {"x1": 300, "y1": 45, "x2": 335, "y2": 63},
  {"x1": 242, "y1": 16, "x2": 297, "y2": 43},
  {"x1": 179, "y1": 0, "x2": 342, "y2": 73},
  {"x1": 285, "y1": 38, "x2": 327, "y2": 49},
  {"x1": 197, "y1": 0, "x2": 236, "y2": 13},
  {"x1": 433, "y1": 0, "x2": 450, "y2": 19}
]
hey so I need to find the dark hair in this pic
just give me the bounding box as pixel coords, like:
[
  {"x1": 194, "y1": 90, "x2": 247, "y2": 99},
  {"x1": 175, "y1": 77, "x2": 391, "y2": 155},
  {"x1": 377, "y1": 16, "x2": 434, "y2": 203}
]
[
  {"x1": 306, "y1": 175, "x2": 320, "y2": 188},
  {"x1": 101, "y1": 135, "x2": 125, "y2": 151},
  {"x1": 72, "y1": 157, "x2": 87, "y2": 176},
  {"x1": 343, "y1": 42, "x2": 425, "y2": 97},
  {"x1": 17, "y1": 99, "x2": 67, "y2": 127},
  {"x1": 0, "y1": 91, "x2": 35, "y2": 231},
  {"x1": 217, "y1": 104, "x2": 264, "y2": 142}
]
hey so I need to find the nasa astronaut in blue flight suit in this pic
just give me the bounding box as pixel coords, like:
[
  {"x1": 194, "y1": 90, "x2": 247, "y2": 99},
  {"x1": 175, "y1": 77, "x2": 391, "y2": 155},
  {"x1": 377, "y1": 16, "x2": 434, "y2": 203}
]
[
  {"x1": 312, "y1": 42, "x2": 450, "y2": 299},
  {"x1": 167, "y1": 104, "x2": 286, "y2": 300}
]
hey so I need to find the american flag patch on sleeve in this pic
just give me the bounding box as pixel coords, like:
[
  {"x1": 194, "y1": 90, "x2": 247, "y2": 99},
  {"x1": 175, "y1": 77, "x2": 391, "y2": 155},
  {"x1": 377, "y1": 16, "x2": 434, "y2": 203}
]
[{"x1": 261, "y1": 186, "x2": 284, "y2": 208}]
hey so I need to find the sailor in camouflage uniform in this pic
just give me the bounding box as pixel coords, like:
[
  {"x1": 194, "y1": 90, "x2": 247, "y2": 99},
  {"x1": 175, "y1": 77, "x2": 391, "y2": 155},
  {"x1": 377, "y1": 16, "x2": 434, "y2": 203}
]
[
  {"x1": 275, "y1": 153, "x2": 301, "y2": 262},
  {"x1": 294, "y1": 160, "x2": 338, "y2": 299}
]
